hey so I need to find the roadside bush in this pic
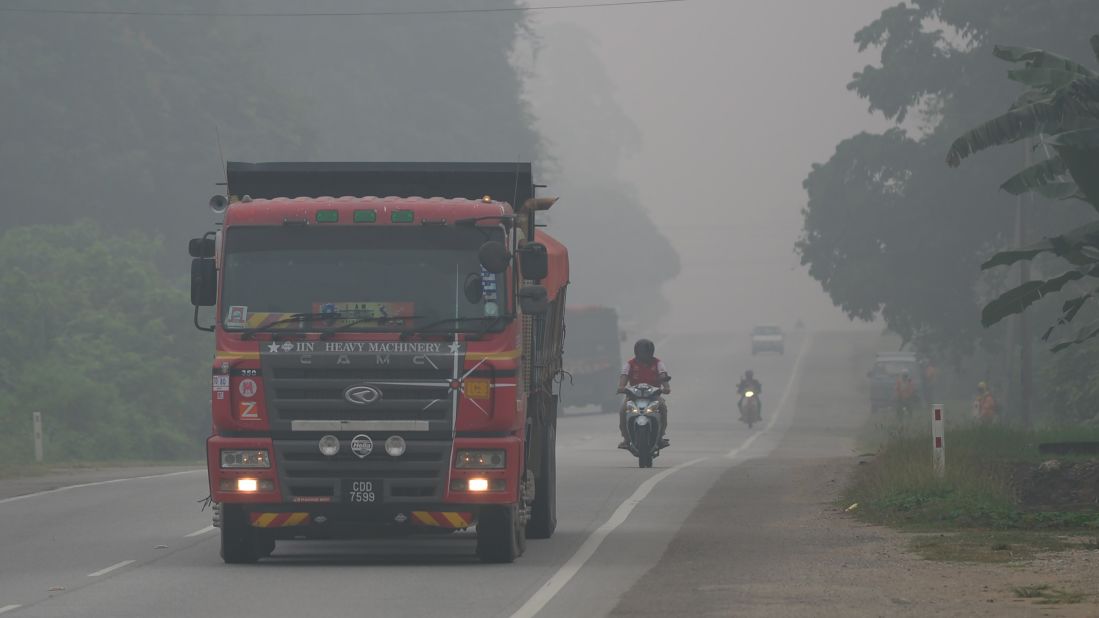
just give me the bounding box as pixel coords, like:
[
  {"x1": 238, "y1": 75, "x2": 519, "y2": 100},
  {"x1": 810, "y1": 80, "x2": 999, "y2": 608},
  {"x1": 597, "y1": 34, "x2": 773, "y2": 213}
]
[
  {"x1": 846, "y1": 421, "x2": 1099, "y2": 529},
  {"x1": 0, "y1": 222, "x2": 209, "y2": 465}
]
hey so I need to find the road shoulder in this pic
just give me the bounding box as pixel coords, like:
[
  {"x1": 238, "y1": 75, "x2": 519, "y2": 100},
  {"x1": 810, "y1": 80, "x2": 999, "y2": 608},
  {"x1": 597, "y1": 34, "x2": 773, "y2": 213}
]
[
  {"x1": 609, "y1": 452, "x2": 1099, "y2": 617},
  {"x1": 0, "y1": 465, "x2": 202, "y2": 500}
]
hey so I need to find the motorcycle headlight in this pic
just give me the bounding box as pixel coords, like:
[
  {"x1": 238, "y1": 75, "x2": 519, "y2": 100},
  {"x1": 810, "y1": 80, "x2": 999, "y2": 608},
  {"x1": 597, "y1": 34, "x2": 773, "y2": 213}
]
[
  {"x1": 644, "y1": 403, "x2": 661, "y2": 415},
  {"x1": 626, "y1": 401, "x2": 639, "y2": 412},
  {"x1": 744, "y1": 391, "x2": 755, "y2": 398}
]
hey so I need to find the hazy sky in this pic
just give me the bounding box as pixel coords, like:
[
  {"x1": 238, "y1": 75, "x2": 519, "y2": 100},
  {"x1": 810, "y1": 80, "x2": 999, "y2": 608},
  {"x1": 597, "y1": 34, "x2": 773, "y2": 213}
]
[{"x1": 526, "y1": 0, "x2": 895, "y2": 334}]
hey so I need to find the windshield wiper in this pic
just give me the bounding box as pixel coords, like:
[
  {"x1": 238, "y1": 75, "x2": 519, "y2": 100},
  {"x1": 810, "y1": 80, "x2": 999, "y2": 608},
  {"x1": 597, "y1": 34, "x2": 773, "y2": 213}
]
[
  {"x1": 319, "y1": 315, "x2": 422, "y2": 340},
  {"x1": 238, "y1": 312, "x2": 343, "y2": 340},
  {"x1": 399, "y1": 316, "x2": 505, "y2": 340}
]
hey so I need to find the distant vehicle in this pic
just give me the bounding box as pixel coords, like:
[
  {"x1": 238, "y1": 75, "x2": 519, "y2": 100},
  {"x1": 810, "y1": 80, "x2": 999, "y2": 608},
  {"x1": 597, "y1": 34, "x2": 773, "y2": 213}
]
[
  {"x1": 867, "y1": 352, "x2": 922, "y2": 414},
  {"x1": 751, "y1": 325, "x2": 785, "y2": 355},
  {"x1": 563, "y1": 306, "x2": 623, "y2": 414}
]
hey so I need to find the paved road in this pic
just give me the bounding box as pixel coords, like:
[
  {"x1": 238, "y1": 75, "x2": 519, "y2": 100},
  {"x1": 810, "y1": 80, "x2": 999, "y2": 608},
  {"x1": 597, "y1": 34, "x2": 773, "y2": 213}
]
[{"x1": 0, "y1": 329, "x2": 868, "y2": 618}]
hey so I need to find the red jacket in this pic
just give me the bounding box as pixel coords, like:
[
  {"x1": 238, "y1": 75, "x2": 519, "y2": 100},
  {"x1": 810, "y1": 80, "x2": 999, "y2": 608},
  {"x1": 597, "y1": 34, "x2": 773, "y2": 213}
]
[{"x1": 624, "y1": 357, "x2": 667, "y2": 386}]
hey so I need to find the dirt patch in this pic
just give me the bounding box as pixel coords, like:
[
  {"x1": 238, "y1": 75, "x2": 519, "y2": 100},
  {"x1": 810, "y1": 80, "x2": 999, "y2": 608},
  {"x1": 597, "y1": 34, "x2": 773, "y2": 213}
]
[{"x1": 1014, "y1": 459, "x2": 1099, "y2": 511}]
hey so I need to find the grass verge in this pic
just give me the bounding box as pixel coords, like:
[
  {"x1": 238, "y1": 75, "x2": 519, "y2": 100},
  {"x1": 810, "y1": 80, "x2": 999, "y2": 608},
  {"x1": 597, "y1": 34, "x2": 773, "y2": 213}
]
[
  {"x1": 845, "y1": 417, "x2": 1099, "y2": 569},
  {"x1": 1012, "y1": 584, "x2": 1086, "y2": 604},
  {"x1": 0, "y1": 459, "x2": 203, "y2": 480}
]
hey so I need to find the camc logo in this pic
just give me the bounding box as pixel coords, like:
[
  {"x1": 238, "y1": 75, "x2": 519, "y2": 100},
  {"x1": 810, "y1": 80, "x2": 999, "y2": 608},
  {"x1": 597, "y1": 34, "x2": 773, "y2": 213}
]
[{"x1": 344, "y1": 385, "x2": 382, "y2": 406}]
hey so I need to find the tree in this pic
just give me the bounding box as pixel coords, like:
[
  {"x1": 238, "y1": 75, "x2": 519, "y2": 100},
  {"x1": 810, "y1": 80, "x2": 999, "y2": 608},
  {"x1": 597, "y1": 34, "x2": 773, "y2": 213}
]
[
  {"x1": 0, "y1": 223, "x2": 210, "y2": 463},
  {"x1": 947, "y1": 36, "x2": 1099, "y2": 350},
  {"x1": 797, "y1": 0, "x2": 1098, "y2": 359},
  {"x1": 0, "y1": 0, "x2": 312, "y2": 243}
]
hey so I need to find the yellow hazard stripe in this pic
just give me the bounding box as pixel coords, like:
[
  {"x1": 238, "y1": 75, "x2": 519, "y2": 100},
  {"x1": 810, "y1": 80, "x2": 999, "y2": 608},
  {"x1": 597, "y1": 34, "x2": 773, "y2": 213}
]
[
  {"x1": 411, "y1": 511, "x2": 439, "y2": 526},
  {"x1": 442, "y1": 512, "x2": 469, "y2": 528},
  {"x1": 284, "y1": 512, "x2": 310, "y2": 526},
  {"x1": 217, "y1": 353, "x2": 260, "y2": 361},
  {"x1": 253, "y1": 513, "x2": 278, "y2": 528},
  {"x1": 466, "y1": 350, "x2": 520, "y2": 361}
]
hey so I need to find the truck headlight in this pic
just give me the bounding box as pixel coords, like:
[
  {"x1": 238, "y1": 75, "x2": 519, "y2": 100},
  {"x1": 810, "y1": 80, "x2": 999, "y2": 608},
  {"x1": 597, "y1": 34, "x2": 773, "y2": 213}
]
[
  {"x1": 455, "y1": 449, "x2": 506, "y2": 469},
  {"x1": 220, "y1": 449, "x2": 271, "y2": 469}
]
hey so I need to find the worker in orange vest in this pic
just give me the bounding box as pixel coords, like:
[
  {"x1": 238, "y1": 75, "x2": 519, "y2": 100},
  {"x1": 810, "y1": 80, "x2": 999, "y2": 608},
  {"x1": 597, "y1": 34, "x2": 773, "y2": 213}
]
[
  {"x1": 895, "y1": 370, "x2": 918, "y2": 418},
  {"x1": 973, "y1": 382, "x2": 998, "y2": 423}
]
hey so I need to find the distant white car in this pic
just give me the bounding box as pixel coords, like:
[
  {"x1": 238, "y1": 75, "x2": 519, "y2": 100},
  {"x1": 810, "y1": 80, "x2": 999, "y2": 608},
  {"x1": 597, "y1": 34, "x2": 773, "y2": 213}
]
[{"x1": 751, "y1": 325, "x2": 785, "y2": 355}]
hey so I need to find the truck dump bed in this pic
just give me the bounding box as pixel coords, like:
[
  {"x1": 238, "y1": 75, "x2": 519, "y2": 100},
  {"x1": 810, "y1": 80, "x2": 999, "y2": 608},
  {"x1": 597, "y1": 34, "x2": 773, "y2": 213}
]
[{"x1": 227, "y1": 161, "x2": 534, "y2": 208}]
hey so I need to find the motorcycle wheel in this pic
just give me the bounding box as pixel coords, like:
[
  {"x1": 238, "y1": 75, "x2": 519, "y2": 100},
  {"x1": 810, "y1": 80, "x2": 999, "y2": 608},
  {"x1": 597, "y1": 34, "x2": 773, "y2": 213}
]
[{"x1": 635, "y1": 425, "x2": 653, "y2": 468}]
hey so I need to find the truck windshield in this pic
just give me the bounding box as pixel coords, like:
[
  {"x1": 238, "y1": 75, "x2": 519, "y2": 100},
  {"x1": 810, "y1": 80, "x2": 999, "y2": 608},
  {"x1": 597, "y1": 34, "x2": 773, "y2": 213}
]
[{"x1": 221, "y1": 225, "x2": 508, "y2": 333}]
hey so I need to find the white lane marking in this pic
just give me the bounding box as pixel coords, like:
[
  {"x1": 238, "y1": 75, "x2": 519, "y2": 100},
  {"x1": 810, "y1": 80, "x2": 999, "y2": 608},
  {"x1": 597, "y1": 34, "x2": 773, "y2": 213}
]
[
  {"x1": 185, "y1": 525, "x2": 216, "y2": 538},
  {"x1": 0, "y1": 605, "x2": 22, "y2": 614},
  {"x1": 0, "y1": 469, "x2": 202, "y2": 506},
  {"x1": 724, "y1": 333, "x2": 813, "y2": 459},
  {"x1": 509, "y1": 456, "x2": 707, "y2": 618},
  {"x1": 510, "y1": 335, "x2": 814, "y2": 618},
  {"x1": 87, "y1": 560, "x2": 135, "y2": 577}
]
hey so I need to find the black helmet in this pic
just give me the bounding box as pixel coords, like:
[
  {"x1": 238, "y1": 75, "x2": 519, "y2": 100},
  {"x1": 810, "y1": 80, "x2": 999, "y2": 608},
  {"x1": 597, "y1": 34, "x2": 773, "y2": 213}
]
[
  {"x1": 634, "y1": 338, "x2": 655, "y2": 361},
  {"x1": 745, "y1": 369, "x2": 754, "y2": 379}
]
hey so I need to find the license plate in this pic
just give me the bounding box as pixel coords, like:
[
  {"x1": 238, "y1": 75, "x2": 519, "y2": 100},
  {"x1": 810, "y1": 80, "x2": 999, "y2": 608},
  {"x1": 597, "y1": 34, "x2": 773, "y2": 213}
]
[{"x1": 342, "y1": 479, "x2": 382, "y2": 505}]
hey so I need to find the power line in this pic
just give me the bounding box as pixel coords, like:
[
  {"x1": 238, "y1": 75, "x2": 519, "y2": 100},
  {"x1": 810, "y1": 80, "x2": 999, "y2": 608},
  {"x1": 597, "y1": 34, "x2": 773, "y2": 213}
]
[{"x1": 0, "y1": 0, "x2": 687, "y2": 18}]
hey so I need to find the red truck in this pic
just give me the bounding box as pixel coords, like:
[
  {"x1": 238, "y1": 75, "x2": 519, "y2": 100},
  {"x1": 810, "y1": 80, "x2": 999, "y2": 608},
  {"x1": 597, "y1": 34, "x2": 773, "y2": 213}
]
[{"x1": 188, "y1": 162, "x2": 567, "y2": 563}]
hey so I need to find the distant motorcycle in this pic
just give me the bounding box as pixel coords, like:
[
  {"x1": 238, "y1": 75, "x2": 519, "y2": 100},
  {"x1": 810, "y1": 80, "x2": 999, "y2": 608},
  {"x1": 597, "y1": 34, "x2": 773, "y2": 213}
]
[
  {"x1": 622, "y1": 382, "x2": 667, "y2": 468},
  {"x1": 739, "y1": 390, "x2": 761, "y2": 428}
]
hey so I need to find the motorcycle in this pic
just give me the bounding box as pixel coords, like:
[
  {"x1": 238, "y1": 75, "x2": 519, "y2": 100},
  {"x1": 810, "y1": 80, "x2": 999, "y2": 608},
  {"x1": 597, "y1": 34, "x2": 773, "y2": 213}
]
[
  {"x1": 739, "y1": 389, "x2": 761, "y2": 428},
  {"x1": 622, "y1": 381, "x2": 668, "y2": 468}
]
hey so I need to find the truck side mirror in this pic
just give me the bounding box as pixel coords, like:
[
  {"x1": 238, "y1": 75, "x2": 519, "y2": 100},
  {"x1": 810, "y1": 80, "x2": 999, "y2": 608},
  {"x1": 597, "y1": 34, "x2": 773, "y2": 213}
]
[
  {"x1": 478, "y1": 241, "x2": 510, "y2": 274},
  {"x1": 518, "y1": 285, "x2": 548, "y2": 315},
  {"x1": 191, "y1": 258, "x2": 217, "y2": 306},
  {"x1": 519, "y1": 242, "x2": 548, "y2": 281},
  {"x1": 189, "y1": 237, "x2": 215, "y2": 258}
]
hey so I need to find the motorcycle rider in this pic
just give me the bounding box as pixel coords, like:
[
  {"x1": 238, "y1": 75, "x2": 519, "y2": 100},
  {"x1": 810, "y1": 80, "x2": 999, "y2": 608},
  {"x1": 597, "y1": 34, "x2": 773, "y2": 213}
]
[
  {"x1": 617, "y1": 338, "x2": 670, "y2": 449},
  {"x1": 736, "y1": 370, "x2": 763, "y2": 419}
]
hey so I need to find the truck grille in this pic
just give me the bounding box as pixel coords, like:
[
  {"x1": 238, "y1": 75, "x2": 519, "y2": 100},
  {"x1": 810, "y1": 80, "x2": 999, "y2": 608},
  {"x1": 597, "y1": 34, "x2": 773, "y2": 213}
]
[
  {"x1": 261, "y1": 354, "x2": 456, "y2": 431},
  {"x1": 274, "y1": 437, "x2": 450, "y2": 502},
  {"x1": 259, "y1": 348, "x2": 463, "y2": 504}
]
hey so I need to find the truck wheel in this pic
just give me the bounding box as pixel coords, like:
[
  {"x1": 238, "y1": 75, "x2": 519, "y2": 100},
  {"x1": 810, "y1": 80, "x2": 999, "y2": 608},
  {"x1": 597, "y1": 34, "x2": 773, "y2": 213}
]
[
  {"x1": 476, "y1": 504, "x2": 526, "y2": 563},
  {"x1": 220, "y1": 505, "x2": 261, "y2": 564},
  {"x1": 527, "y1": 423, "x2": 557, "y2": 539}
]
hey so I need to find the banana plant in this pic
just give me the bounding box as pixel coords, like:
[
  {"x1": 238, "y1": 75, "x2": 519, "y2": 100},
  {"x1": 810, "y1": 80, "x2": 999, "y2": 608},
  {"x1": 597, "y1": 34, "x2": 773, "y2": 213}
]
[{"x1": 947, "y1": 35, "x2": 1099, "y2": 348}]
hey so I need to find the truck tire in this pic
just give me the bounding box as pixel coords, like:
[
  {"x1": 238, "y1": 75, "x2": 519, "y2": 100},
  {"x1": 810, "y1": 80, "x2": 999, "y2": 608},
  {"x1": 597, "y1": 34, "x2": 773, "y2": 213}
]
[
  {"x1": 220, "y1": 505, "x2": 264, "y2": 564},
  {"x1": 526, "y1": 423, "x2": 557, "y2": 539},
  {"x1": 476, "y1": 504, "x2": 526, "y2": 563}
]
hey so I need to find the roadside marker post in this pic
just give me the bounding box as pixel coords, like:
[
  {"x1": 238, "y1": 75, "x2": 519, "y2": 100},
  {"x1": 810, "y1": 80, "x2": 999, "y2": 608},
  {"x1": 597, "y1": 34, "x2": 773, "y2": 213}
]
[
  {"x1": 931, "y1": 404, "x2": 945, "y2": 478},
  {"x1": 32, "y1": 411, "x2": 43, "y2": 463}
]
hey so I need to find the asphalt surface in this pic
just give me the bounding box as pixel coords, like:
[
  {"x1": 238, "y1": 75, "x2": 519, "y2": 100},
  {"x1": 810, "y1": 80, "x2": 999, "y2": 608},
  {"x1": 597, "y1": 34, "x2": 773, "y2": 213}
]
[{"x1": 0, "y1": 329, "x2": 869, "y2": 618}]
